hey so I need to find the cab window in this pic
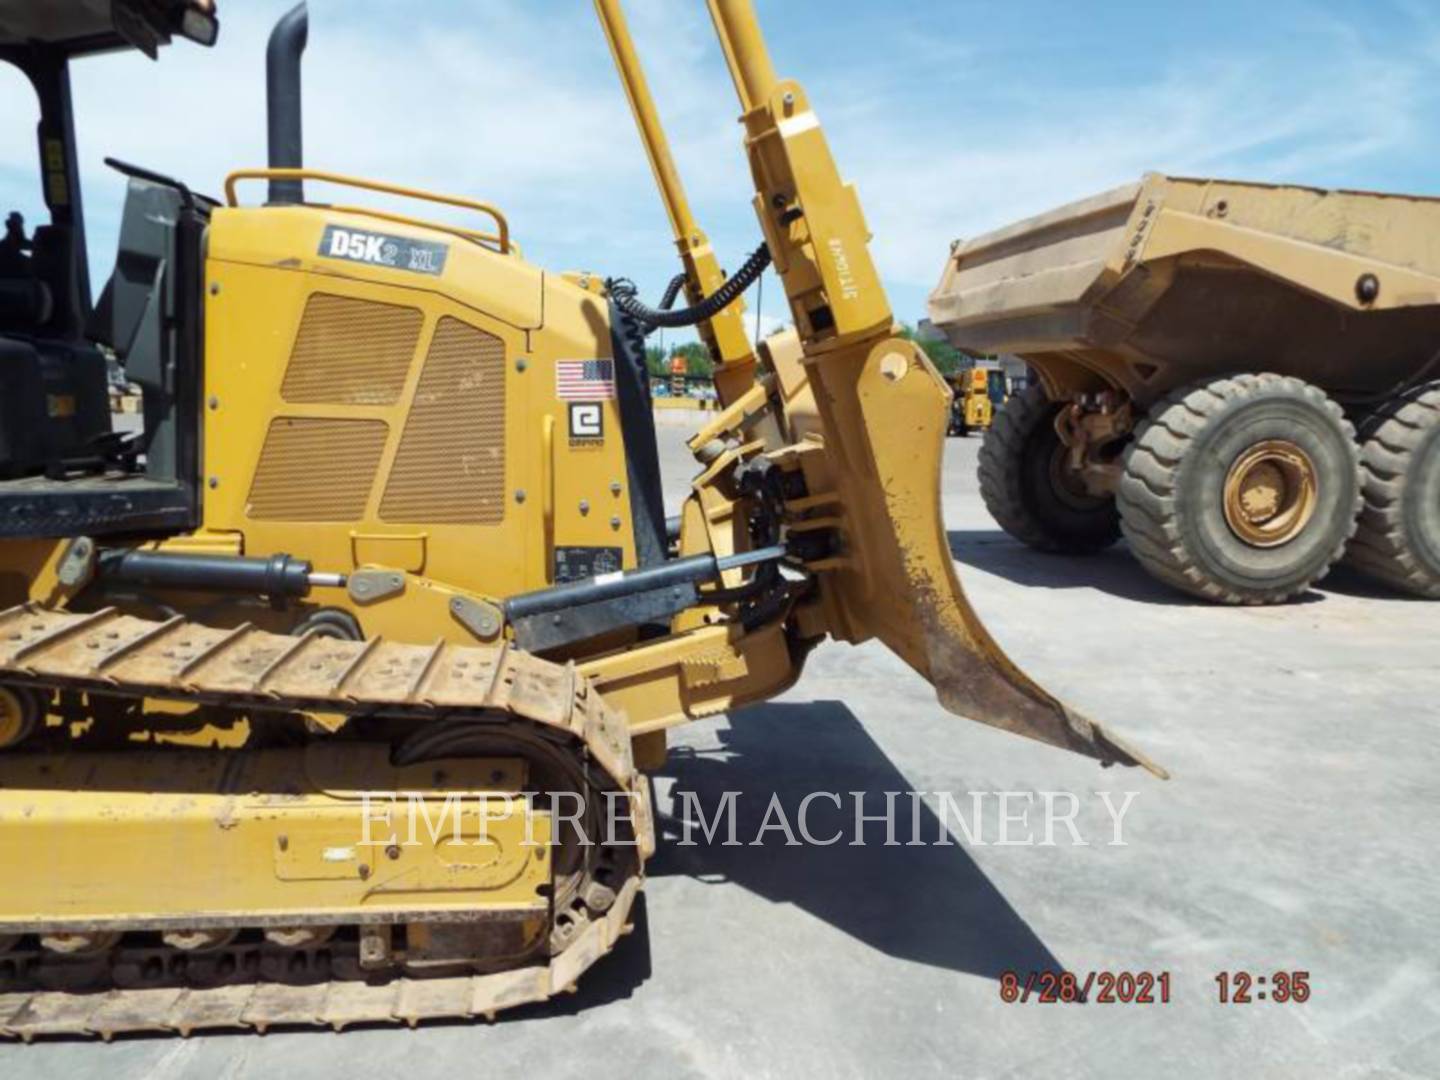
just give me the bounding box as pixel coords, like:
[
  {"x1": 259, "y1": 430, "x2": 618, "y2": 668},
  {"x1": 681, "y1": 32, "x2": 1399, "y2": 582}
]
[{"x1": 0, "y1": 64, "x2": 46, "y2": 288}]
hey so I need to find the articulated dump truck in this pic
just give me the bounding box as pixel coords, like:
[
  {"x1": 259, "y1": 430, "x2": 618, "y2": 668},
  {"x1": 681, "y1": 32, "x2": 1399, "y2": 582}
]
[
  {"x1": 0, "y1": 0, "x2": 1157, "y2": 1039},
  {"x1": 930, "y1": 173, "x2": 1440, "y2": 604}
]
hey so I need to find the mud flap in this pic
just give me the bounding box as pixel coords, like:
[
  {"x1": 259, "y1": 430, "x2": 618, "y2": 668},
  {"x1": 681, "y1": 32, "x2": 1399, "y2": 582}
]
[{"x1": 807, "y1": 338, "x2": 1165, "y2": 777}]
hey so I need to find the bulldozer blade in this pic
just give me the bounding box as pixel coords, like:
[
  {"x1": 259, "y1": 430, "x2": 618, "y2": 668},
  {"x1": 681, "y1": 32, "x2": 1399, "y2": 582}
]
[{"x1": 805, "y1": 337, "x2": 1166, "y2": 778}]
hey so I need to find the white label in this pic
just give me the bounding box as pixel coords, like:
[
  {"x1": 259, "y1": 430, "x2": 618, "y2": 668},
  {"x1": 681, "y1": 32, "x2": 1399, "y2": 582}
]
[{"x1": 568, "y1": 402, "x2": 604, "y2": 441}]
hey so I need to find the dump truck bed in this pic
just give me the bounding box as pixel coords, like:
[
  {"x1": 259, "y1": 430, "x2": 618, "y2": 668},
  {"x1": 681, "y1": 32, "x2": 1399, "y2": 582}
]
[{"x1": 928, "y1": 173, "x2": 1440, "y2": 404}]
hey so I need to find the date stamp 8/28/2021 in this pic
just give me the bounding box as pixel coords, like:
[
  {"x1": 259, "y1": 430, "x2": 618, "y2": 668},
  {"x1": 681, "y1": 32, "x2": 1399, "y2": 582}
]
[{"x1": 999, "y1": 971, "x2": 1312, "y2": 1005}]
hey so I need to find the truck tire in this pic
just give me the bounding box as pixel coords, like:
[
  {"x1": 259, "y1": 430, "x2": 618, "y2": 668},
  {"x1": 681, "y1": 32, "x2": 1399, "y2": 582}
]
[
  {"x1": 978, "y1": 385, "x2": 1120, "y2": 553},
  {"x1": 1347, "y1": 381, "x2": 1440, "y2": 598},
  {"x1": 1117, "y1": 373, "x2": 1361, "y2": 604}
]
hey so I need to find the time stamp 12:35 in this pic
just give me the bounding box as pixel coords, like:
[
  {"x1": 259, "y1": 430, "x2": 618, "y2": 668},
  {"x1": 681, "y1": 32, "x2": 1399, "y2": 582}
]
[
  {"x1": 1215, "y1": 970, "x2": 1311, "y2": 1004},
  {"x1": 998, "y1": 970, "x2": 1311, "y2": 1004}
]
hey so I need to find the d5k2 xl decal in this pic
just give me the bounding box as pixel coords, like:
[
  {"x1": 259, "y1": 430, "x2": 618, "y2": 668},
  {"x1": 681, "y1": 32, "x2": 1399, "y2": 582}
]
[{"x1": 319, "y1": 225, "x2": 449, "y2": 276}]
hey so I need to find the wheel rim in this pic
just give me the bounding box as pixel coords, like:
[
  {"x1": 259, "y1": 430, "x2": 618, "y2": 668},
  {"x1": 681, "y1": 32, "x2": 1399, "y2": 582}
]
[
  {"x1": 40, "y1": 931, "x2": 122, "y2": 957},
  {"x1": 1223, "y1": 439, "x2": 1319, "y2": 548},
  {"x1": 0, "y1": 686, "x2": 36, "y2": 749},
  {"x1": 265, "y1": 926, "x2": 336, "y2": 949},
  {"x1": 1046, "y1": 442, "x2": 1106, "y2": 512},
  {"x1": 162, "y1": 928, "x2": 239, "y2": 953}
]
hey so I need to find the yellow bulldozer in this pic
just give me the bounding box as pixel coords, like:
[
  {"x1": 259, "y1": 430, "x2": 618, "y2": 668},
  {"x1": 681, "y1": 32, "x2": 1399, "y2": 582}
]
[{"x1": 0, "y1": 0, "x2": 1157, "y2": 1038}]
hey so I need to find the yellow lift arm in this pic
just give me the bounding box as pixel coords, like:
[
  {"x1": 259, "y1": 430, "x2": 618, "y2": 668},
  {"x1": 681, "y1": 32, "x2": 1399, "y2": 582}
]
[
  {"x1": 594, "y1": 0, "x2": 759, "y2": 404},
  {"x1": 699, "y1": 0, "x2": 1164, "y2": 775}
]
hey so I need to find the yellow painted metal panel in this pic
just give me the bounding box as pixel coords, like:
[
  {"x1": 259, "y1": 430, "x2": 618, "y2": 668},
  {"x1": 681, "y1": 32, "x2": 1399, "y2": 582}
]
[
  {"x1": 281, "y1": 292, "x2": 424, "y2": 406},
  {"x1": 202, "y1": 207, "x2": 638, "y2": 609},
  {"x1": 247, "y1": 417, "x2": 389, "y2": 521},
  {"x1": 0, "y1": 746, "x2": 550, "y2": 927},
  {"x1": 380, "y1": 318, "x2": 506, "y2": 526}
]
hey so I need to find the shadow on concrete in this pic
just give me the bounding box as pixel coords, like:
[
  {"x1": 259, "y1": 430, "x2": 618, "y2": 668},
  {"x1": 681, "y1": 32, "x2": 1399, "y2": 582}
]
[
  {"x1": 1315, "y1": 562, "x2": 1429, "y2": 603},
  {"x1": 947, "y1": 528, "x2": 1327, "y2": 607},
  {"x1": 513, "y1": 892, "x2": 655, "y2": 1020},
  {"x1": 647, "y1": 701, "x2": 1062, "y2": 982}
]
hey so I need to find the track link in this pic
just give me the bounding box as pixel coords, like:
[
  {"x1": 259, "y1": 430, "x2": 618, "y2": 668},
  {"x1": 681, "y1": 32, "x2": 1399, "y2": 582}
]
[{"x1": 0, "y1": 603, "x2": 653, "y2": 1040}]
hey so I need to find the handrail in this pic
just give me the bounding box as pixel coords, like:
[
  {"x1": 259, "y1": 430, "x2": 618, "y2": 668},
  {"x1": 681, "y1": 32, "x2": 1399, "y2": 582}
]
[
  {"x1": 224, "y1": 168, "x2": 512, "y2": 254},
  {"x1": 325, "y1": 204, "x2": 516, "y2": 257}
]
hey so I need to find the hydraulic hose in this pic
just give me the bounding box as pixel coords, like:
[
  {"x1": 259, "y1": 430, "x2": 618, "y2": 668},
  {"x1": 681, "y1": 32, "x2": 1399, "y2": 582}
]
[
  {"x1": 657, "y1": 273, "x2": 687, "y2": 311},
  {"x1": 607, "y1": 243, "x2": 771, "y2": 330}
]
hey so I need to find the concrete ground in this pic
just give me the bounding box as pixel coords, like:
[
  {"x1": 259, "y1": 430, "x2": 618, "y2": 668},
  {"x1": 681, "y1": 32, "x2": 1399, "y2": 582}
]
[{"x1": 7, "y1": 428, "x2": 1439, "y2": 1079}]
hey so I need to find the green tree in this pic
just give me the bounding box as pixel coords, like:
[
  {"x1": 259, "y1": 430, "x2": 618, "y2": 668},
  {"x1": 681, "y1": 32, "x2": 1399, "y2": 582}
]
[
  {"x1": 897, "y1": 323, "x2": 966, "y2": 377},
  {"x1": 644, "y1": 344, "x2": 668, "y2": 378}
]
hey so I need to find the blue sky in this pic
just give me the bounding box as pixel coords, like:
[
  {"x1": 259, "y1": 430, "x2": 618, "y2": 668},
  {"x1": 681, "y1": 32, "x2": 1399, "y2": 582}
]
[{"x1": 3, "y1": 0, "x2": 1439, "y2": 336}]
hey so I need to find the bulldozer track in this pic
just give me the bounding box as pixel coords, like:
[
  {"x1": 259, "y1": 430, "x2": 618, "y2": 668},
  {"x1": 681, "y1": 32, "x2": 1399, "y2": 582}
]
[{"x1": 0, "y1": 603, "x2": 653, "y2": 1041}]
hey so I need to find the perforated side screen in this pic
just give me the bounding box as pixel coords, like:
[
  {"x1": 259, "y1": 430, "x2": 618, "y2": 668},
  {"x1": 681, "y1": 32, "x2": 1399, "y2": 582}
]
[
  {"x1": 247, "y1": 417, "x2": 388, "y2": 521},
  {"x1": 281, "y1": 293, "x2": 423, "y2": 406},
  {"x1": 380, "y1": 317, "x2": 506, "y2": 525}
]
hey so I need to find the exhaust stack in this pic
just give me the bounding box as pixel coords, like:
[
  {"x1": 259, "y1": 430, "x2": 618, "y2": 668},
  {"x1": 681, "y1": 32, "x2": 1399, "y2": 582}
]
[{"x1": 265, "y1": 2, "x2": 308, "y2": 204}]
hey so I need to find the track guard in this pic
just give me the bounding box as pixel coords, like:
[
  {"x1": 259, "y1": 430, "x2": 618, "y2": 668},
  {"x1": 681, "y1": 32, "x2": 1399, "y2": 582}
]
[{"x1": 809, "y1": 337, "x2": 1165, "y2": 777}]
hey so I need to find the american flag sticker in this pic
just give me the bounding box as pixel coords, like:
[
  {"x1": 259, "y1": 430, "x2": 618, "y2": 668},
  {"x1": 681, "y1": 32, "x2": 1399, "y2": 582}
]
[{"x1": 556, "y1": 359, "x2": 617, "y2": 401}]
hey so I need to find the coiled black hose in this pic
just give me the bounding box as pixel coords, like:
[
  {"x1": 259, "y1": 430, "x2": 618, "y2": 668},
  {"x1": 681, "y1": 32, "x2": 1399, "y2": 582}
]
[
  {"x1": 657, "y1": 273, "x2": 687, "y2": 312},
  {"x1": 607, "y1": 243, "x2": 771, "y2": 330}
]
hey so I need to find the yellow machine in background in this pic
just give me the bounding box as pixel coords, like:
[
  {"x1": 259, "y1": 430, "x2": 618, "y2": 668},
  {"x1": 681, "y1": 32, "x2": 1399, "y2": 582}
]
[
  {"x1": 0, "y1": 0, "x2": 1157, "y2": 1038},
  {"x1": 931, "y1": 174, "x2": 1440, "y2": 602},
  {"x1": 948, "y1": 363, "x2": 1008, "y2": 437}
]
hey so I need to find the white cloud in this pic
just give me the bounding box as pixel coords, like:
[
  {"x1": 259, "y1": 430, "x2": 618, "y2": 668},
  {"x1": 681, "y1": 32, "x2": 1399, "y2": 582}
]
[
  {"x1": 742, "y1": 310, "x2": 789, "y2": 348},
  {"x1": 2, "y1": 0, "x2": 747, "y2": 296},
  {"x1": 2, "y1": 0, "x2": 1437, "y2": 333},
  {"x1": 66, "y1": 3, "x2": 652, "y2": 265},
  {"x1": 766, "y1": 3, "x2": 1440, "y2": 324}
]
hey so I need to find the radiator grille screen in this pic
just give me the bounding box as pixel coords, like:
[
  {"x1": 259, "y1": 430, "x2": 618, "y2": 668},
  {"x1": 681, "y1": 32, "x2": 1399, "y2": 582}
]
[
  {"x1": 380, "y1": 317, "x2": 505, "y2": 524},
  {"x1": 281, "y1": 293, "x2": 423, "y2": 406},
  {"x1": 247, "y1": 417, "x2": 388, "y2": 521}
]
